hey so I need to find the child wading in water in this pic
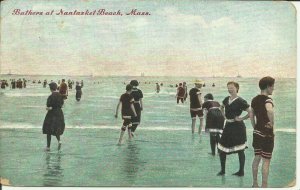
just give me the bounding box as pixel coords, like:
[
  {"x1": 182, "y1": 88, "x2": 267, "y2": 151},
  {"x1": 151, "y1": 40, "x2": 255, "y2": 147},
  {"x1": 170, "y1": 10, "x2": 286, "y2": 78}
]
[
  {"x1": 202, "y1": 93, "x2": 224, "y2": 155},
  {"x1": 42, "y1": 82, "x2": 65, "y2": 151},
  {"x1": 115, "y1": 84, "x2": 137, "y2": 144}
]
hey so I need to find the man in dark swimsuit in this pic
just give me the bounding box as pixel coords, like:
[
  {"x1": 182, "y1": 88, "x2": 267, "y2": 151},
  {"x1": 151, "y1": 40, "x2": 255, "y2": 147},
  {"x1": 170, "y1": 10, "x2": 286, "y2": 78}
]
[
  {"x1": 115, "y1": 84, "x2": 137, "y2": 144},
  {"x1": 189, "y1": 80, "x2": 204, "y2": 134},
  {"x1": 59, "y1": 79, "x2": 68, "y2": 100},
  {"x1": 250, "y1": 76, "x2": 275, "y2": 188}
]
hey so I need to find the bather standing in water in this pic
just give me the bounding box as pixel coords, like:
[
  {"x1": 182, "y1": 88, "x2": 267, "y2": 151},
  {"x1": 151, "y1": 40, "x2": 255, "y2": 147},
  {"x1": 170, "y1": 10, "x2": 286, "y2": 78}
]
[
  {"x1": 59, "y1": 79, "x2": 68, "y2": 100},
  {"x1": 75, "y1": 81, "x2": 83, "y2": 101},
  {"x1": 202, "y1": 93, "x2": 224, "y2": 155},
  {"x1": 115, "y1": 84, "x2": 137, "y2": 144},
  {"x1": 130, "y1": 80, "x2": 143, "y2": 136},
  {"x1": 42, "y1": 82, "x2": 65, "y2": 151}
]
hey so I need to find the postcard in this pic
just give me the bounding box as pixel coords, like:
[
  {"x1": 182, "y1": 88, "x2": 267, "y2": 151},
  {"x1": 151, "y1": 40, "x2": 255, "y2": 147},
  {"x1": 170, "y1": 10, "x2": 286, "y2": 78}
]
[{"x1": 0, "y1": 0, "x2": 297, "y2": 189}]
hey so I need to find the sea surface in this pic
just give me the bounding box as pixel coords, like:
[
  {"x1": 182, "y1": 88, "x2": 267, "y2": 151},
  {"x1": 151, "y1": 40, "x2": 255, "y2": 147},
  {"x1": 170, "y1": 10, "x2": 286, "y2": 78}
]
[{"x1": 0, "y1": 75, "x2": 296, "y2": 187}]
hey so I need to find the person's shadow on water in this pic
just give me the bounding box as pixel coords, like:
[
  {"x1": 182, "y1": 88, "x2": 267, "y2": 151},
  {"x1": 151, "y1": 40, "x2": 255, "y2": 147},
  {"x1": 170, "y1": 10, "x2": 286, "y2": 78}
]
[{"x1": 43, "y1": 152, "x2": 64, "y2": 186}]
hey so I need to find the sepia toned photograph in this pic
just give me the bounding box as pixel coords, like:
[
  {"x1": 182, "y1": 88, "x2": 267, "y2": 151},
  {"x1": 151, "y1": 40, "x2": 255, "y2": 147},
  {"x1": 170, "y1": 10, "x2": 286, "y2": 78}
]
[{"x1": 0, "y1": 0, "x2": 297, "y2": 189}]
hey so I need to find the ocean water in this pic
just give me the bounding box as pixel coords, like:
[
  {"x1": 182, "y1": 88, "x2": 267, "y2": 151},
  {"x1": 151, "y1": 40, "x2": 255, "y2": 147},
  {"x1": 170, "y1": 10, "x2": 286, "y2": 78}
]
[{"x1": 0, "y1": 75, "x2": 296, "y2": 187}]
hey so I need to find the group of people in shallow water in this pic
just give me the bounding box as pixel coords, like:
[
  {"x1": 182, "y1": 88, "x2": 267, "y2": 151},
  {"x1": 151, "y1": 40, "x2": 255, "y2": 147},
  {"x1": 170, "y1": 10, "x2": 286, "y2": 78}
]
[
  {"x1": 0, "y1": 78, "x2": 27, "y2": 89},
  {"x1": 42, "y1": 79, "x2": 84, "y2": 152},
  {"x1": 42, "y1": 76, "x2": 275, "y2": 188},
  {"x1": 185, "y1": 77, "x2": 275, "y2": 188}
]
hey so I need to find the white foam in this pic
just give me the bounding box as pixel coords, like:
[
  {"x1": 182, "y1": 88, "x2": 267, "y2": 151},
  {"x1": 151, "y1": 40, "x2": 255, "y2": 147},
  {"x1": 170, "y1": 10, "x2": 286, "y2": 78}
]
[
  {"x1": 275, "y1": 128, "x2": 296, "y2": 133},
  {"x1": 88, "y1": 95, "x2": 119, "y2": 99},
  {"x1": 21, "y1": 105, "x2": 45, "y2": 108},
  {"x1": 4, "y1": 92, "x2": 49, "y2": 97},
  {"x1": 0, "y1": 121, "x2": 296, "y2": 133}
]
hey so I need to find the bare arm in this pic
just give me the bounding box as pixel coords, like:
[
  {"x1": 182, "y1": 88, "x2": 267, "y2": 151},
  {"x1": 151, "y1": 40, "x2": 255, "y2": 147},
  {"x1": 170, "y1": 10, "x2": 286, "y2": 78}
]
[
  {"x1": 131, "y1": 103, "x2": 137, "y2": 117},
  {"x1": 249, "y1": 107, "x2": 256, "y2": 128},
  {"x1": 115, "y1": 101, "x2": 121, "y2": 118},
  {"x1": 197, "y1": 94, "x2": 202, "y2": 107},
  {"x1": 265, "y1": 102, "x2": 274, "y2": 127},
  {"x1": 235, "y1": 107, "x2": 251, "y2": 121},
  {"x1": 140, "y1": 98, "x2": 143, "y2": 111}
]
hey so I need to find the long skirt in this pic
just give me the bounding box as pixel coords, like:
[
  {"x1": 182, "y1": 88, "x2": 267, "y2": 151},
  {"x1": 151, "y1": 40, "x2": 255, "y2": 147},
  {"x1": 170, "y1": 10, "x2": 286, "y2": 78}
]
[
  {"x1": 218, "y1": 121, "x2": 247, "y2": 154},
  {"x1": 43, "y1": 109, "x2": 65, "y2": 136}
]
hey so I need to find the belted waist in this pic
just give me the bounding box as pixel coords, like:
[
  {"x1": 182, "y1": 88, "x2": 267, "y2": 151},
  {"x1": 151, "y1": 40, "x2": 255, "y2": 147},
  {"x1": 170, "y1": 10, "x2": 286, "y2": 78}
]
[
  {"x1": 225, "y1": 119, "x2": 235, "y2": 123},
  {"x1": 209, "y1": 107, "x2": 220, "y2": 110}
]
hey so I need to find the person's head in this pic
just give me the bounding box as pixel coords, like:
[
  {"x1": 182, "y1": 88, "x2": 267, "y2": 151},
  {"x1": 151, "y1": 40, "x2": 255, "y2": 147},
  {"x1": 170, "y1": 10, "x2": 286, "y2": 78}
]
[
  {"x1": 204, "y1": 93, "x2": 214, "y2": 101},
  {"x1": 227, "y1": 81, "x2": 239, "y2": 95},
  {"x1": 179, "y1": 83, "x2": 182, "y2": 86},
  {"x1": 194, "y1": 79, "x2": 204, "y2": 88},
  {"x1": 183, "y1": 82, "x2": 186, "y2": 86},
  {"x1": 62, "y1": 79, "x2": 65, "y2": 82},
  {"x1": 130, "y1": 80, "x2": 139, "y2": 87},
  {"x1": 259, "y1": 76, "x2": 275, "y2": 95},
  {"x1": 126, "y1": 84, "x2": 133, "y2": 92},
  {"x1": 49, "y1": 82, "x2": 57, "y2": 92}
]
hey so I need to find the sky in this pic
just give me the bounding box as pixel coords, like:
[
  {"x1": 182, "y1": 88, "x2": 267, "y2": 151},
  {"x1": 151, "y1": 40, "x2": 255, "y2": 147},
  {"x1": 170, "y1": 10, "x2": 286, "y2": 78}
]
[{"x1": 0, "y1": 0, "x2": 297, "y2": 78}]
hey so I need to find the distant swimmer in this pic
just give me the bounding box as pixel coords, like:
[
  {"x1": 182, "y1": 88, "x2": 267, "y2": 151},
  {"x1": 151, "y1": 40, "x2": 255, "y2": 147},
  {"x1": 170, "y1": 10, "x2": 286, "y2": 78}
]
[
  {"x1": 75, "y1": 81, "x2": 83, "y2": 101},
  {"x1": 202, "y1": 93, "x2": 224, "y2": 156},
  {"x1": 160, "y1": 83, "x2": 163, "y2": 86},
  {"x1": 0, "y1": 80, "x2": 8, "y2": 89},
  {"x1": 23, "y1": 79, "x2": 27, "y2": 88},
  {"x1": 183, "y1": 82, "x2": 188, "y2": 102},
  {"x1": 176, "y1": 83, "x2": 185, "y2": 104},
  {"x1": 212, "y1": 83, "x2": 215, "y2": 87},
  {"x1": 203, "y1": 83, "x2": 206, "y2": 87},
  {"x1": 59, "y1": 79, "x2": 68, "y2": 100},
  {"x1": 115, "y1": 84, "x2": 137, "y2": 145},
  {"x1": 130, "y1": 80, "x2": 143, "y2": 136},
  {"x1": 43, "y1": 80, "x2": 47, "y2": 88},
  {"x1": 156, "y1": 83, "x2": 160, "y2": 93},
  {"x1": 68, "y1": 80, "x2": 73, "y2": 90},
  {"x1": 189, "y1": 80, "x2": 204, "y2": 134},
  {"x1": 42, "y1": 82, "x2": 65, "y2": 151},
  {"x1": 11, "y1": 79, "x2": 16, "y2": 89}
]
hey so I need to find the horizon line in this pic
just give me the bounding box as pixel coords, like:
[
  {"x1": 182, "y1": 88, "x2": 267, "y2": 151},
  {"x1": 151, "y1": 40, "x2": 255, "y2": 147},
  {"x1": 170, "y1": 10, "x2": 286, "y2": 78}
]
[{"x1": 0, "y1": 73, "x2": 296, "y2": 79}]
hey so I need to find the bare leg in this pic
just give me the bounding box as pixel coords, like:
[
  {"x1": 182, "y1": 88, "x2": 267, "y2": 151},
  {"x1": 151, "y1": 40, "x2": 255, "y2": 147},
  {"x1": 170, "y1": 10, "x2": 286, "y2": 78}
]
[
  {"x1": 252, "y1": 155, "x2": 261, "y2": 187},
  {"x1": 198, "y1": 118, "x2": 203, "y2": 134},
  {"x1": 118, "y1": 127, "x2": 126, "y2": 144},
  {"x1": 261, "y1": 158, "x2": 271, "y2": 188},
  {"x1": 128, "y1": 128, "x2": 133, "y2": 139},
  {"x1": 191, "y1": 118, "x2": 196, "y2": 134},
  {"x1": 46, "y1": 134, "x2": 51, "y2": 149},
  {"x1": 56, "y1": 135, "x2": 61, "y2": 150}
]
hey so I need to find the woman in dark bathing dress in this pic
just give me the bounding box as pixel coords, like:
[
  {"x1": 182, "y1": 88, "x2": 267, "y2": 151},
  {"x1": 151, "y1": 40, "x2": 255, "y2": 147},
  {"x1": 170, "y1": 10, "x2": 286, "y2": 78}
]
[
  {"x1": 43, "y1": 82, "x2": 65, "y2": 151},
  {"x1": 75, "y1": 81, "x2": 83, "y2": 101},
  {"x1": 217, "y1": 81, "x2": 252, "y2": 176}
]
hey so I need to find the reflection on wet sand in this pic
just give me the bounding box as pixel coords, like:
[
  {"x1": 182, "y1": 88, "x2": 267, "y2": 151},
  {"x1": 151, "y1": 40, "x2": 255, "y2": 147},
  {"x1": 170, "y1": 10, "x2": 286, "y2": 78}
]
[
  {"x1": 121, "y1": 141, "x2": 146, "y2": 185},
  {"x1": 43, "y1": 153, "x2": 64, "y2": 186}
]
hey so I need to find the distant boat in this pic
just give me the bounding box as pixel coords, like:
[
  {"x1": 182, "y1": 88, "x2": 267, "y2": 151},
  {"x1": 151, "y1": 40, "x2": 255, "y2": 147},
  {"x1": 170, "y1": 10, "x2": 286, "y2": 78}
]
[
  {"x1": 141, "y1": 72, "x2": 145, "y2": 77},
  {"x1": 8, "y1": 70, "x2": 12, "y2": 75},
  {"x1": 236, "y1": 73, "x2": 242, "y2": 78}
]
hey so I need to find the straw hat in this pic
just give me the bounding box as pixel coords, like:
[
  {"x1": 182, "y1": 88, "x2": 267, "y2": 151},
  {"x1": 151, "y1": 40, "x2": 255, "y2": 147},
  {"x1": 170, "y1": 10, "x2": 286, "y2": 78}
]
[{"x1": 194, "y1": 79, "x2": 204, "y2": 85}]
